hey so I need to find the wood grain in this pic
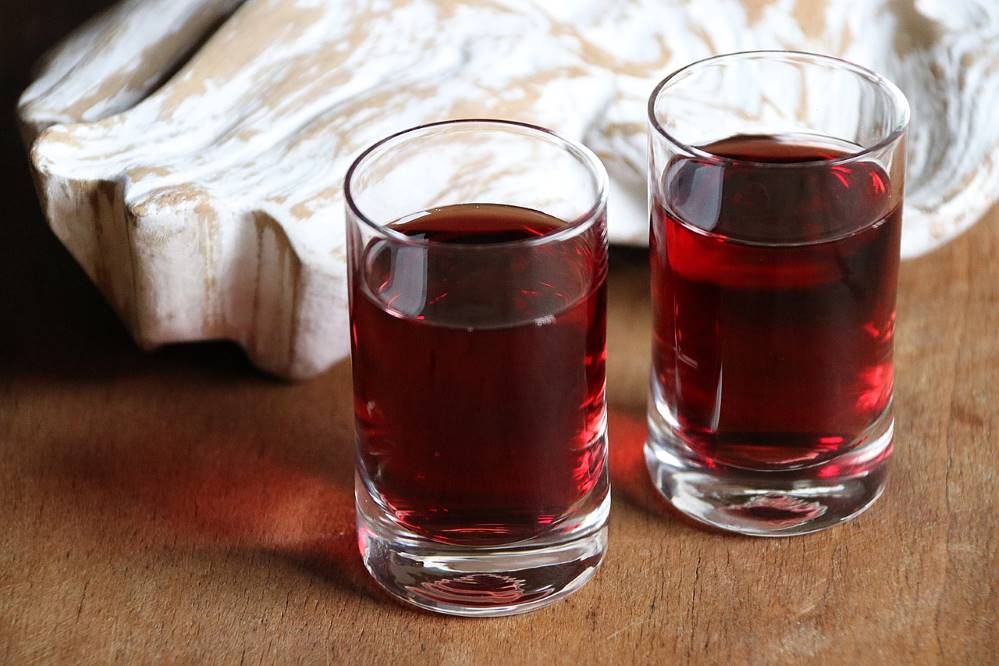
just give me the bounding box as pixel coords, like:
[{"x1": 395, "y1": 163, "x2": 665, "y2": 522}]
[
  {"x1": 2, "y1": 194, "x2": 997, "y2": 664},
  {"x1": 2, "y1": 4, "x2": 996, "y2": 665}
]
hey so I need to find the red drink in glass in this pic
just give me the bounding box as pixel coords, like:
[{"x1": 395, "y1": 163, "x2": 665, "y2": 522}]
[
  {"x1": 646, "y1": 52, "x2": 909, "y2": 535},
  {"x1": 651, "y1": 135, "x2": 901, "y2": 469},
  {"x1": 352, "y1": 204, "x2": 608, "y2": 545},
  {"x1": 346, "y1": 120, "x2": 609, "y2": 615}
]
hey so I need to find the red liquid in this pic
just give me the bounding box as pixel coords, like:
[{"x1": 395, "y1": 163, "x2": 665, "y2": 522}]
[
  {"x1": 351, "y1": 204, "x2": 608, "y2": 545},
  {"x1": 651, "y1": 135, "x2": 901, "y2": 469}
]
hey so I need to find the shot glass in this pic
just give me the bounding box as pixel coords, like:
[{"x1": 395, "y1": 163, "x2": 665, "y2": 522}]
[
  {"x1": 645, "y1": 52, "x2": 909, "y2": 536},
  {"x1": 345, "y1": 120, "x2": 610, "y2": 615}
]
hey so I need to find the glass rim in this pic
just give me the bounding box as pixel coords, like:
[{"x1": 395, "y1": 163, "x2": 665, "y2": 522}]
[
  {"x1": 647, "y1": 50, "x2": 911, "y2": 169},
  {"x1": 343, "y1": 118, "x2": 609, "y2": 250}
]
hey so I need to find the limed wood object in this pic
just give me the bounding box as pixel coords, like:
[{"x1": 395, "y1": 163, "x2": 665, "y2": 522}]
[{"x1": 19, "y1": 0, "x2": 999, "y2": 378}]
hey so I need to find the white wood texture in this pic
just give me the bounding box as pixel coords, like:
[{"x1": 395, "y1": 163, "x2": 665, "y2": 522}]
[{"x1": 20, "y1": 0, "x2": 999, "y2": 379}]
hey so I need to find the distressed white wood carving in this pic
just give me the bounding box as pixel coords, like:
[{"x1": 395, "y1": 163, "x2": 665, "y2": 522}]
[{"x1": 20, "y1": 0, "x2": 999, "y2": 379}]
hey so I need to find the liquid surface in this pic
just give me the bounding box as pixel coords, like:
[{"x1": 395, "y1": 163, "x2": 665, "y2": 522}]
[
  {"x1": 351, "y1": 204, "x2": 608, "y2": 544},
  {"x1": 651, "y1": 135, "x2": 901, "y2": 468}
]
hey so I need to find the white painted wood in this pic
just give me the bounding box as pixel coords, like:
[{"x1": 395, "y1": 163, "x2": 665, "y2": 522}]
[
  {"x1": 19, "y1": 0, "x2": 245, "y2": 143},
  {"x1": 19, "y1": 0, "x2": 999, "y2": 379}
]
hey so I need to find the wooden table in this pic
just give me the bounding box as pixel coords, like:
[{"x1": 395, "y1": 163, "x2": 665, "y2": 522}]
[{"x1": 2, "y1": 5, "x2": 996, "y2": 663}]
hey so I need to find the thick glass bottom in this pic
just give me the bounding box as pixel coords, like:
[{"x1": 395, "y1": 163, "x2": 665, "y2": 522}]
[
  {"x1": 645, "y1": 393, "x2": 893, "y2": 537},
  {"x1": 355, "y1": 471, "x2": 609, "y2": 617}
]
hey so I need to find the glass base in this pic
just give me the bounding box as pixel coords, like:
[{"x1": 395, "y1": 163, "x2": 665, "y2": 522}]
[
  {"x1": 355, "y1": 474, "x2": 609, "y2": 617},
  {"x1": 645, "y1": 399, "x2": 893, "y2": 537}
]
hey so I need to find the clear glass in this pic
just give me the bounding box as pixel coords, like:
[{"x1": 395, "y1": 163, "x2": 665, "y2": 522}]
[
  {"x1": 345, "y1": 120, "x2": 610, "y2": 615},
  {"x1": 646, "y1": 51, "x2": 909, "y2": 536}
]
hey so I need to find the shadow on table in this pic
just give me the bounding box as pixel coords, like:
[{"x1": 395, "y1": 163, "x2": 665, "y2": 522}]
[
  {"x1": 608, "y1": 408, "x2": 668, "y2": 517},
  {"x1": 38, "y1": 358, "x2": 393, "y2": 605},
  {"x1": 608, "y1": 408, "x2": 734, "y2": 536}
]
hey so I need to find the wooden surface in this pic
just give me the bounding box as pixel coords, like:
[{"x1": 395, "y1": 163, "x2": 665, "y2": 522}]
[{"x1": 2, "y1": 5, "x2": 997, "y2": 664}]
